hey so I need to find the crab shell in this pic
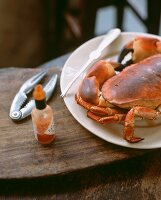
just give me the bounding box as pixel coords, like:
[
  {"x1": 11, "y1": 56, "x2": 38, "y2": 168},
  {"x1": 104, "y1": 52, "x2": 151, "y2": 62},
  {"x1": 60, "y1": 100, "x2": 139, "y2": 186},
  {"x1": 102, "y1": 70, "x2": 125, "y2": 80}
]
[{"x1": 102, "y1": 54, "x2": 161, "y2": 109}]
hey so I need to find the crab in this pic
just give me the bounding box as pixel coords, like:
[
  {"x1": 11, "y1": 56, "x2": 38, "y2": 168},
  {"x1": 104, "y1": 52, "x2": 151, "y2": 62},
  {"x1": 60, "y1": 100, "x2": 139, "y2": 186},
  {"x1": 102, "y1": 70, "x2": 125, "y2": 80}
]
[
  {"x1": 117, "y1": 36, "x2": 161, "y2": 70},
  {"x1": 75, "y1": 53, "x2": 161, "y2": 143}
]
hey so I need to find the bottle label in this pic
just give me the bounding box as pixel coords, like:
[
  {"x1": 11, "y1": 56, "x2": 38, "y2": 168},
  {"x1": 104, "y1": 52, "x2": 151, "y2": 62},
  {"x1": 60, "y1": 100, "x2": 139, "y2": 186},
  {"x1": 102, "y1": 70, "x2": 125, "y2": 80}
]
[
  {"x1": 44, "y1": 117, "x2": 55, "y2": 135},
  {"x1": 33, "y1": 123, "x2": 38, "y2": 140},
  {"x1": 32, "y1": 116, "x2": 55, "y2": 140}
]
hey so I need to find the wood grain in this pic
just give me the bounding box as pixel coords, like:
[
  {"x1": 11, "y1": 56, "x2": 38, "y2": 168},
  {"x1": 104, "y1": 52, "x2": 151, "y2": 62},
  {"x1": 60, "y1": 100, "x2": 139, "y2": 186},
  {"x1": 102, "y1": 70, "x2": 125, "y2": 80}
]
[{"x1": 0, "y1": 66, "x2": 149, "y2": 179}]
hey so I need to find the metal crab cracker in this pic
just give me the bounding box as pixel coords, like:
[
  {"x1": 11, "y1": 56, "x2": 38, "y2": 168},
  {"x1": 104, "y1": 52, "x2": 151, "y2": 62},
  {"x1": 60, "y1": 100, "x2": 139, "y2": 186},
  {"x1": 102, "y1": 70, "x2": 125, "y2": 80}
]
[{"x1": 10, "y1": 71, "x2": 58, "y2": 121}]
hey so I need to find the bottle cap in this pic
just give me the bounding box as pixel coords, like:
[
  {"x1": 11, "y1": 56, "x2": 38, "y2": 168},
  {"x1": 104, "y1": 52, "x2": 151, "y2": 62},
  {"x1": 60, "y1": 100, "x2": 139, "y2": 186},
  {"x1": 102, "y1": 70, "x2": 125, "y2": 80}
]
[{"x1": 33, "y1": 84, "x2": 46, "y2": 100}]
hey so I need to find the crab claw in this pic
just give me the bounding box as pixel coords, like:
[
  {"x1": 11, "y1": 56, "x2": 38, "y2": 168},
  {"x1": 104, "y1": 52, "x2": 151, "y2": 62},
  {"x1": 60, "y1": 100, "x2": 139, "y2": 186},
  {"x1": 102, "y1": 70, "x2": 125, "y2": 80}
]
[
  {"x1": 78, "y1": 76, "x2": 100, "y2": 106},
  {"x1": 78, "y1": 60, "x2": 116, "y2": 105},
  {"x1": 86, "y1": 60, "x2": 116, "y2": 87},
  {"x1": 118, "y1": 36, "x2": 161, "y2": 69},
  {"x1": 75, "y1": 60, "x2": 118, "y2": 110}
]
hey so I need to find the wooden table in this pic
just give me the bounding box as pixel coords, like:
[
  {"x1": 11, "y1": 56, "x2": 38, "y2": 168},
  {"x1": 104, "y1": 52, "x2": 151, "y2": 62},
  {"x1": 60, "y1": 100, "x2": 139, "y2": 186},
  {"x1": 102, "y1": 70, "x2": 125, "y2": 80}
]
[{"x1": 0, "y1": 54, "x2": 161, "y2": 199}]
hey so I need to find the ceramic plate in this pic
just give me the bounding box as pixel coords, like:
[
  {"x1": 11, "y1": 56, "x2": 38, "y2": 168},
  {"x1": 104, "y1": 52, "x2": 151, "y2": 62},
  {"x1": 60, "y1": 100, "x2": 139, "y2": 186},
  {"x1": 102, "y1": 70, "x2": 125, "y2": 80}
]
[{"x1": 60, "y1": 32, "x2": 161, "y2": 149}]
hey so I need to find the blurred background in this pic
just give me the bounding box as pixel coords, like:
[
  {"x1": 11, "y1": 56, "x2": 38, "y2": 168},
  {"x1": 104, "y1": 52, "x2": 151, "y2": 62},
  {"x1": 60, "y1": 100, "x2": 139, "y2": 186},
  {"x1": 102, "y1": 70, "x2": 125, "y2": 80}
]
[{"x1": 0, "y1": 0, "x2": 160, "y2": 68}]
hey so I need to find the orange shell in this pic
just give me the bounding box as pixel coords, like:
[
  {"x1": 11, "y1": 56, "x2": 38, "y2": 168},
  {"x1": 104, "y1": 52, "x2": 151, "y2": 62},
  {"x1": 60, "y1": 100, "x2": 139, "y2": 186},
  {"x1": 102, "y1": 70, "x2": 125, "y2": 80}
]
[{"x1": 102, "y1": 54, "x2": 161, "y2": 109}]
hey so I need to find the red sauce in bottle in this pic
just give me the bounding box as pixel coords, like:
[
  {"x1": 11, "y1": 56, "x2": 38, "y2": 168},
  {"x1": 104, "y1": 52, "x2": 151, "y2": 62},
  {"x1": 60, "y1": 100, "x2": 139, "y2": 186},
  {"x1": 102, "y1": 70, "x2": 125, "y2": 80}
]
[{"x1": 31, "y1": 84, "x2": 55, "y2": 144}]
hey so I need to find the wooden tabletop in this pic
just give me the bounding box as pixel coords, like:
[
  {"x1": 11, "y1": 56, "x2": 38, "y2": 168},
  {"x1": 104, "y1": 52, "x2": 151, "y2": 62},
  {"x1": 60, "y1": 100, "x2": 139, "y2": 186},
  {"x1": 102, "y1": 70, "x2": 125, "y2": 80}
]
[{"x1": 0, "y1": 54, "x2": 161, "y2": 199}]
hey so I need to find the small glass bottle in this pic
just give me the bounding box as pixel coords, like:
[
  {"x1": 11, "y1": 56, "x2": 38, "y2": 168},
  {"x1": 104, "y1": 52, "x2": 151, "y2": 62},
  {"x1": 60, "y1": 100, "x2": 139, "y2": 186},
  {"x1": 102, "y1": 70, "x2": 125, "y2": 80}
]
[{"x1": 31, "y1": 84, "x2": 55, "y2": 144}]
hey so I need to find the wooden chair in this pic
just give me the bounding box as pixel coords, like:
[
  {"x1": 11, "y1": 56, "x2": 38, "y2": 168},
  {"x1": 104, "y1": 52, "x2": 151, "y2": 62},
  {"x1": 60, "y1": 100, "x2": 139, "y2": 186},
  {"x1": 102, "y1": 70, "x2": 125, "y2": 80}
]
[
  {"x1": 57, "y1": 0, "x2": 126, "y2": 54},
  {"x1": 126, "y1": 0, "x2": 161, "y2": 34},
  {"x1": 56, "y1": 0, "x2": 161, "y2": 55}
]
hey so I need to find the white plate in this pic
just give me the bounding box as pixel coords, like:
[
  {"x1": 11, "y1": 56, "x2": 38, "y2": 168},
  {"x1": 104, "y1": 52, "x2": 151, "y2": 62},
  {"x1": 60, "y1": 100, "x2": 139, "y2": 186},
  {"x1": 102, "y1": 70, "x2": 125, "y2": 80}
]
[{"x1": 60, "y1": 32, "x2": 161, "y2": 149}]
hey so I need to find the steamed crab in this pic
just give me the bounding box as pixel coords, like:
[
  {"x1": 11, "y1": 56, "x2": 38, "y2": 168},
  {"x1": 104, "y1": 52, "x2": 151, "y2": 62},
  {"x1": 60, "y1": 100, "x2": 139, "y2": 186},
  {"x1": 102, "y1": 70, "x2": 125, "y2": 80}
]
[{"x1": 75, "y1": 36, "x2": 161, "y2": 143}]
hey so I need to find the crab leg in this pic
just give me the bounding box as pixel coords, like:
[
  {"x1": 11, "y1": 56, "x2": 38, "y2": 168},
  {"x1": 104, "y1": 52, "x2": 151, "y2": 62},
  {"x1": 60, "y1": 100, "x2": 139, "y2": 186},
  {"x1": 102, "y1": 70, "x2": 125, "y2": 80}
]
[
  {"x1": 75, "y1": 94, "x2": 125, "y2": 116},
  {"x1": 124, "y1": 106, "x2": 160, "y2": 143},
  {"x1": 87, "y1": 111, "x2": 126, "y2": 124},
  {"x1": 90, "y1": 106, "x2": 126, "y2": 116}
]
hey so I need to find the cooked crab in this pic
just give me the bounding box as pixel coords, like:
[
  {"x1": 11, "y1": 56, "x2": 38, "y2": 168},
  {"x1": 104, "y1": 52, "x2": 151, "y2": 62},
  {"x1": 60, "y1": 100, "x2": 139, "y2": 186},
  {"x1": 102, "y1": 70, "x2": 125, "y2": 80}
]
[{"x1": 75, "y1": 54, "x2": 161, "y2": 143}]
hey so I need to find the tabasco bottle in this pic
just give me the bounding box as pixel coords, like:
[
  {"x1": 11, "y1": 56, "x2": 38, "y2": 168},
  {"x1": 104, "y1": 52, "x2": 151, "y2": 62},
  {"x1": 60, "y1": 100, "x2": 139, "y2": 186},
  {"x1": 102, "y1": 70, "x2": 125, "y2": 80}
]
[{"x1": 31, "y1": 84, "x2": 55, "y2": 144}]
